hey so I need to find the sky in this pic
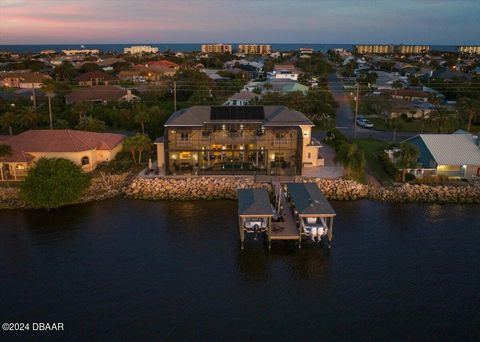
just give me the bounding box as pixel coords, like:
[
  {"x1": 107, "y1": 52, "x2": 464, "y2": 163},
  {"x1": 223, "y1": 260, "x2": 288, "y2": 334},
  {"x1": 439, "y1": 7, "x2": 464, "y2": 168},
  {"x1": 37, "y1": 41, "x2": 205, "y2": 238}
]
[{"x1": 0, "y1": 0, "x2": 479, "y2": 45}]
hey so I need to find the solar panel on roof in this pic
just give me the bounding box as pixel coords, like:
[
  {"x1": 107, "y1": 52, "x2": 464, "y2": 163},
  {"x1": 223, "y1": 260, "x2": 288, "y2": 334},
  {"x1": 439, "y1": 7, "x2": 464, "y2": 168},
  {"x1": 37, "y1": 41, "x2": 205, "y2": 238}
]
[{"x1": 210, "y1": 106, "x2": 264, "y2": 121}]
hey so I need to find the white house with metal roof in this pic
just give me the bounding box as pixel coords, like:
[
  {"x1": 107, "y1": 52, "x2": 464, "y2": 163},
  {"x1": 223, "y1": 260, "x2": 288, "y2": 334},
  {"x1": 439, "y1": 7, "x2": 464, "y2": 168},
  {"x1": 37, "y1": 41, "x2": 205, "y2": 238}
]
[{"x1": 403, "y1": 133, "x2": 480, "y2": 178}]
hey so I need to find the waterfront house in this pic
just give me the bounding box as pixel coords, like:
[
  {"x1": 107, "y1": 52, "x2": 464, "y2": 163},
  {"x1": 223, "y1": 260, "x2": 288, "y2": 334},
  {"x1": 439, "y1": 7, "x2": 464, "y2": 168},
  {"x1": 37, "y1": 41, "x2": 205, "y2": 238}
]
[
  {"x1": 156, "y1": 105, "x2": 323, "y2": 176},
  {"x1": 64, "y1": 85, "x2": 139, "y2": 104},
  {"x1": 0, "y1": 129, "x2": 126, "y2": 181},
  {"x1": 74, "y1": 71, "x2": 119, "y2": 86},
  {"x1": 402, "y1": 133, "x2": 480, "y2": 179},
  {"x1": 0, "y1": 71, "x2": 51, "y2": 89}
]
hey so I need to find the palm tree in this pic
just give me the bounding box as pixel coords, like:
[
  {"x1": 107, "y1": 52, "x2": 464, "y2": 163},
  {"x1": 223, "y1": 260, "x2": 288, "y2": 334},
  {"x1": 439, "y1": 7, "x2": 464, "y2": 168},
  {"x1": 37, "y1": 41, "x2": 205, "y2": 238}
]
[
  {"x1": 134, "y1": 134, "x2": 152, "y2": 164},
  {"x1": 0, "y1": 111, "x2": 16, "y2": 135},
  {"x1": 386, "y1": 116, "x2": 403, "y2": 143},
  {"x1": 122, "y1": 136, "x2": 137, "y2": 164},
  {"x1": 134, "y1": 110, "x2": 150, "y2": 134},
  {"x1": 71, "y1": 102, "x2": 90, "y2": 121},
  {"x1": 459, "y1": 97, "x2": 479, "y2": 132},
  {"x1": 334, "y1": 142, "x2": 366, "y2": 178},
  {"x1": 18, "y1": 107, "x2": 40, "y2": 129},
  {"x1": 398, "y1": 143, "x2": 419, "y2": 182},
  {"x1": 76, "y1": 116, "x2": 106, "y2": 132},
  {"x1": 42, "y1": 80, "x2": 56, "y2": 129},
  {"x1": 432, "y1": 107, "x2": 455, "y2": 133}
]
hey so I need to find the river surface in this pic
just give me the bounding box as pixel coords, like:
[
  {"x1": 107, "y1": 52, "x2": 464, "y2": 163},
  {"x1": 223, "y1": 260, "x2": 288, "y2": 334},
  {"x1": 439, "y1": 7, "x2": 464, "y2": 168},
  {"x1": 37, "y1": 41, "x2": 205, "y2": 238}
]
[{"x1": 0, "y1": 199, "x2": 479, "y2": 341}]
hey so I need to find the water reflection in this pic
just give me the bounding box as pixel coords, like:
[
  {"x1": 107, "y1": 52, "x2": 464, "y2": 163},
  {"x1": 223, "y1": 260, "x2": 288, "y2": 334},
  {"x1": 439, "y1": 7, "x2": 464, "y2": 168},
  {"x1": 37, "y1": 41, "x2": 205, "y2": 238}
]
[{"x1": 237, "y1": 239, "x2": 331, "y2": 281}]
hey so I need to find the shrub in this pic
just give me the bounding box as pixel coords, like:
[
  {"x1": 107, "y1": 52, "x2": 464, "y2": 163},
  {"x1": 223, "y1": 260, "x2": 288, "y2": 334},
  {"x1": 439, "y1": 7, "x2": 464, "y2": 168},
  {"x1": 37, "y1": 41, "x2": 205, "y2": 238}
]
[
  {"x1": 378, "y1": 152, "x2": 397, "y2": 177},
  {"x1": 405, "y1": 173, "x2": 416, "y2": 182},
  {"x1": 20, "y1": 158, "x2": 91, "y2": 209}
]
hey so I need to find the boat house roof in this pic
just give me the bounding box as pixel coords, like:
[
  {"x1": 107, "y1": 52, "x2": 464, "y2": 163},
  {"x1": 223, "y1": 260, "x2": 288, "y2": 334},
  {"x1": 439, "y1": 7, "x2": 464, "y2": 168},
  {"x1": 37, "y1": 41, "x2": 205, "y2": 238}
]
[
  {"x1": 237, "y1": 188, "x2": 273, "y2": 217},
  {"x1": 287, "y1": 183, "x2": 336, "y2": 217}
]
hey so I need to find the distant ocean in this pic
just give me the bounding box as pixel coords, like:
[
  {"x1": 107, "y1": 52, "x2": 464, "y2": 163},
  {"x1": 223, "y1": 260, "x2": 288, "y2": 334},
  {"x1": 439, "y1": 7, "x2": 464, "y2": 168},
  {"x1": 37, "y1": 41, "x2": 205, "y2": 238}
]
[{"x1": 0, "y1": 43, "x2": 459, "y2": 54}]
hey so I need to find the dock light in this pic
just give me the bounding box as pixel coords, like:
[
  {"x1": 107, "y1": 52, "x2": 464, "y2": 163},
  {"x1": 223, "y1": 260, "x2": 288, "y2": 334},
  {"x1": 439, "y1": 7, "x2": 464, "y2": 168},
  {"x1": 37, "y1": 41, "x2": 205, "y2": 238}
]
[
  {"x1": 170, "y1": 130, "x2": 176, "y2": 134},
  {"x1": 171, "y1": 154, "x2": 177, "y2": 160},
  {"x1": 270, "y1": 154, "x2": 275, "y2": 160},
  {"x1": 222, "y1": 124, "x2": 226, "y2": 130},
  {"x1": 222, "y1": 145, "x2": 226, "y2": 150},
  {"x1": 239, "y1": 145, "x2": 244, "y2": 150},
  {"x1": 240, "y1": 124, "x2": 244, "y2": 130}
]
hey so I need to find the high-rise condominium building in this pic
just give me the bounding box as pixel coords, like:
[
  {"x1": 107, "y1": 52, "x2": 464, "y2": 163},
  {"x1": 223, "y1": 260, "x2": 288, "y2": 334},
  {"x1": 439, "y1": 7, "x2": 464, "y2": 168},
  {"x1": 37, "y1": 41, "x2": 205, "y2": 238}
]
[
  {"x1": 201, "y1": 44, "x2": 233, "y2": 54},
  {"x1": 123, "y1": 45, "x2": 159, "y2": 54},
  {"x1": 238, "y1": 44, "x2": 272, "y2": 55}
]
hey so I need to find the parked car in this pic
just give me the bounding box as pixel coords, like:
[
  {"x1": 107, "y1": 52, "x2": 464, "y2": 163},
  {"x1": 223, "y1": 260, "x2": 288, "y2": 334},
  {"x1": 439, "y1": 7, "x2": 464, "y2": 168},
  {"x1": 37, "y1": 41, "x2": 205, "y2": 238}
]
[{"x1": 356, "y1": 117, "x2": 374, "y2": 129}]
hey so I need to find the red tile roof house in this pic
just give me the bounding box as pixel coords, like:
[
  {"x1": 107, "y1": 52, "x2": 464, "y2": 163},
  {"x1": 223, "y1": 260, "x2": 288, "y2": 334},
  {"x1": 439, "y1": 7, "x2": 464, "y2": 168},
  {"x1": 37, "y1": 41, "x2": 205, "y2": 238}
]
[
  {"x1": 64, "y1": 85, "x2": 140, "y2": 104},
  {"x1": 0, "y1": 129, "x2": 126, "y2": 181},
  {"x1": 74, "y1": 71, "x2": 119, "y2": 86},
  {"x1": 0, "y1": 71, "x2": 52, "y2": 88},
  {"x1": 147, "y1": 60, "x2": 181, "y2": 69}
]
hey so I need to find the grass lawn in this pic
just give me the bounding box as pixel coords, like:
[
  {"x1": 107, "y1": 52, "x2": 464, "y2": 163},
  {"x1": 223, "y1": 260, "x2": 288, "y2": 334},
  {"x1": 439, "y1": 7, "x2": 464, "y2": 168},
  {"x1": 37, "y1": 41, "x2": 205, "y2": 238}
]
[{"x1": 354, "y1": 138, "x2": 393, "y2": 185}]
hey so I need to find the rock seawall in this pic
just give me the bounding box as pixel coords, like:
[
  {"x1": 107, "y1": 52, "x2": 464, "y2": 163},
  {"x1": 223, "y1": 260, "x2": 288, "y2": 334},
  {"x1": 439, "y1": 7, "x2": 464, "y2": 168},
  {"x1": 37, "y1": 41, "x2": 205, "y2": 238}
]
[
  {"x1": 125, "y1": 176, "x2": 271, "y2": 200},
  {"x1": 125, "y1": 176, "x2": 480, "y2": 204}
]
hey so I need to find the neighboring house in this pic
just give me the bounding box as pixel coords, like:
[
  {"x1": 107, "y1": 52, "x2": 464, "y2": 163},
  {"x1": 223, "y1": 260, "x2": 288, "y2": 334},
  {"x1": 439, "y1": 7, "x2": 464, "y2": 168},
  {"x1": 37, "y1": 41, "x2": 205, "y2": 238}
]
[
  {"x1": 431, "y1": 69, "x2": 473, "y2": 81},
  {"x1": 245, "y1": 79, "x2": 309, "y2": 94},
  {"x1": 118, "y1": 64, "x2": 176, "y2": 82},
  {"x1": 224, "y1": 91, "x2": 260, "y2": 106},
  {"x1": 147, "y1": 60, "x2": 180, "y2": 69},
  {"x1": 74, "y1": 71, "x2": 119, "y2": 86},
  {"x1": 390, "y1": 89, "x2": 430, "y2": 102},
  {"x1": 267, "y1": 64, "x2": 301, "y2": 81},
  {"x1": 157, "y1": 105, "x2": 323, "y2": 176},
  {"x1": 402, "y1": 133, "x2": 480, "y2": 179},
  {"x1": 389, "y1": 99, "x2": 433, "y2": 119},
  {"x1": 0, "y1": 129, "x2": 126, "y2": 180},
  {"x1": 0, "y1": 71, "x2": 51, "y2": 88},
  {"x1": 371, "y1": 71, "x2": 408, "y2": 90},
  {"x1": 64, "y1": 85, "x2": 139, "y2": 104}
]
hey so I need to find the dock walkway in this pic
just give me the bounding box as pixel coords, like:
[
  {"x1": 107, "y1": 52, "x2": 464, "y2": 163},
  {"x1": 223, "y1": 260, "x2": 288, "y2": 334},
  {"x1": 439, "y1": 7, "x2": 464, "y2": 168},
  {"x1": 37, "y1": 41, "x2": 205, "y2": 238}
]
[{"x1": 270, "y1": 181, "x2": 300, "y2": 240}]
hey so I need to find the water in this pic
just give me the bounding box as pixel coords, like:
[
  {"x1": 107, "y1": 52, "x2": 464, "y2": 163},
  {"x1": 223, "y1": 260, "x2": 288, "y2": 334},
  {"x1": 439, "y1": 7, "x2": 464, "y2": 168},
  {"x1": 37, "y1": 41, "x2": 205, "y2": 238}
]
[
  {"x1": 0, "y1": 43, "x2": 459, "y2": 54},
  {"x1": 0, "y1": 198, "x2": 479, "y2": 341}
]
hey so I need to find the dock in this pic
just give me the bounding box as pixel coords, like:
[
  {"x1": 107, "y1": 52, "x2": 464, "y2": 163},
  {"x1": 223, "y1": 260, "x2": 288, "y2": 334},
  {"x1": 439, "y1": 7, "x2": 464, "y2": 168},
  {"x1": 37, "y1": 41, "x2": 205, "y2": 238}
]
[{"x1": 237, "y1": 181, "x2": 336, "y2": 249}]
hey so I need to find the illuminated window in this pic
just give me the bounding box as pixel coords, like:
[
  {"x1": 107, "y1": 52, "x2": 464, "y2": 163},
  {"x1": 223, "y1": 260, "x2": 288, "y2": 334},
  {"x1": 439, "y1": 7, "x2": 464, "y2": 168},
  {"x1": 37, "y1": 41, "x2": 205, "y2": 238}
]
[
  {"x1": 179, "y1": 152, "x2": 191, "y2": 160},
  {"x1": 180, "y1": 132, "x2": 189, "y2": 141},
  {"x1": 15, "y1": 164, "x2": 26, "y2": 170}
]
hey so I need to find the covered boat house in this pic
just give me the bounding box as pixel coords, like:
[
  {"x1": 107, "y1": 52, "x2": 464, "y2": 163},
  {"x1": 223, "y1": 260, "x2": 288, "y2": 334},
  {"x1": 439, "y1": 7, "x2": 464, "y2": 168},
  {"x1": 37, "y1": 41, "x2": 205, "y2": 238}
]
[{"x1": 287, "y1": 183, "x2": 336, "y2": 248}]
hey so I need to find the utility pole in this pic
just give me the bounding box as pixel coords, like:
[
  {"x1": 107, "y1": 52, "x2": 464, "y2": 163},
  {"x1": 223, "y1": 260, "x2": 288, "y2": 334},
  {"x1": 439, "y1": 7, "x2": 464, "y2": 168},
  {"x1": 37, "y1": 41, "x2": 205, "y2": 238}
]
[
  {"x1": 354, "y1": 83, "x2": 359, "y2": 139},
  {"x1": 31, "y1": 83, "x2": 36, "y2": 110},
  {"x1": 173, "y1": 81, "x2": 177, "y2": 112}
]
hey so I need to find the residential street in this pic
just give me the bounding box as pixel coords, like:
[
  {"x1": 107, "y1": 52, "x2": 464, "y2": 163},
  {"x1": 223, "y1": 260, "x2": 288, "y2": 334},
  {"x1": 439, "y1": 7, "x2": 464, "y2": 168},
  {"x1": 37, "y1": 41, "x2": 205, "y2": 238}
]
[{"x1": 325, "y1": 71, "x2": 417, "y2": 142}]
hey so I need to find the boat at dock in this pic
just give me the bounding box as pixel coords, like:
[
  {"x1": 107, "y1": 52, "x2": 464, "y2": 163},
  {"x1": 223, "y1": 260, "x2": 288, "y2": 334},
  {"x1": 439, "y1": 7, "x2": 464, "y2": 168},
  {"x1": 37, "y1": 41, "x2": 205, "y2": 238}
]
[{"x1": 237, "y1": 182, "x2": 336, "y2": 249}]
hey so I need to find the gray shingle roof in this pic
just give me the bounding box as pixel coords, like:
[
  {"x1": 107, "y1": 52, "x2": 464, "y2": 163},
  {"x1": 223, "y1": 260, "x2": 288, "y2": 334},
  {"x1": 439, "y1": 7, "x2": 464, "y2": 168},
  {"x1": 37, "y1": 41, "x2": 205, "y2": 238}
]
[
  {"x1": 164, "y1": 105, "x2": 313, "y2": 127},
  {"x1": 408, "y1": 134, "x2": 480, "y2": 165},
  {"x1": 237, "y1": 188, "x2": 273, "y2": 216},
  {"x1": 288, "y1": 183, "x2": 336, "y2": 216}
]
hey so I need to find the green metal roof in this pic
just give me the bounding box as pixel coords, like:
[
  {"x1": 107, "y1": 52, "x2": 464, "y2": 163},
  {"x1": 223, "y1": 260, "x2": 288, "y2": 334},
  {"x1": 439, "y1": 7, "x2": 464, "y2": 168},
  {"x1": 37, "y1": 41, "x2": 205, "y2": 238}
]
[
  {"x1": 237, "y1": 188, "x2": 273, "y2": 216},
  {"x1": 287, "y1": 183, "x2": 336, "y2": 216}
]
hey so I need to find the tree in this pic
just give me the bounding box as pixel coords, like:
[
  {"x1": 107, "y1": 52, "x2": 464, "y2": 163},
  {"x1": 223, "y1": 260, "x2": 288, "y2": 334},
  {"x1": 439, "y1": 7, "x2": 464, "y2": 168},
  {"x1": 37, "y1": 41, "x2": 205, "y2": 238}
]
[
  {"x1": 76, "y1": 116, "x2": 107, "y2": 132},
  {"x1": 134, "y1": 134, "x2": 152, "y2": 164},
  {"x1": 0, "y1": 144, "x2": 12, "y2": 158},
  {"x1": 459, "y1": 97, "x2": 479, "y2": 132},
  {"x1": 431, "y1": 107, "x2": 456, "y2": 133},
  {"x1": 391, "y1": 80, "x2": 403, "y2": 96},
  {"x1": 20, "y1": 158, "x2": 91, "y2": 209},
  {"x1": 134, "y1": 110, "x2": 150, "y2": 134},
  {"x1": 386, "y1": 116, "x2": 403, "y2": 143},
  {"x1": 0, "y1": 111, "x2": 16, "y2": 135},
  {"x1": 122, "y1": 134, "x2": 152, "y2": 165},
  {"x1": 42, "y1": 79, "x2": 56, "y2": 129},
  {"x1": 398, "y1": 143, "x2": 419, "y2": 182},
  {"x1": 334, "y1": 142, "x2": 366, "y2": 178},
  {"x1": 71, "y1": 102, "x2": 90, "y2": 121},
  {"x1": 122, "y1": 135, "x2": 137, "y2": 164},
  {"x1": 18, "y1": 107, "x2": 41, "y2": 129}
]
